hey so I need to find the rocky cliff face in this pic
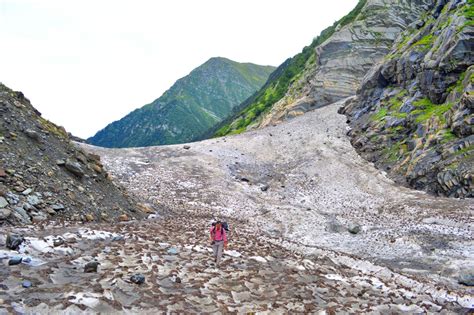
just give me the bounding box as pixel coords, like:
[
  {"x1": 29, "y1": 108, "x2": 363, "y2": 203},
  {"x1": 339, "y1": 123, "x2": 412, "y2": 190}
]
[
  {"x1": 0, "y1": 83, "x2": 147, "y2": 225},
  {"x1": 215, "y1": 0, "x2": 433, "y2": 135},
  {"x1": 341, "y1": 0, "x2": 473, "y2": 197},
  {"x1": 88, "y1": 57, "x2": 275, "y2": 148}
]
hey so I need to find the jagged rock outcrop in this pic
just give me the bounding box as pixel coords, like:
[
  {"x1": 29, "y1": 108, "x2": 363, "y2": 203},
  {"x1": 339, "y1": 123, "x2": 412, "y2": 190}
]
[
  {"x1": 0, "y1": 83, "x2": 147, "y2": 225},
  {"x1": 256, "y1": 0, "x2": 434, "y2": 128},
  {"x1": 341, "y1": 0, "x2": 473, "y2": 197},
  {"x1": 215, "y1": 0, "x2": 434, "y2": 135}
]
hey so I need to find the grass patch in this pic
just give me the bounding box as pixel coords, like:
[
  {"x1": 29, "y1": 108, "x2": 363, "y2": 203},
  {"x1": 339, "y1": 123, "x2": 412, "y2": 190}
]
[
  {"x1": 412, "y1": 99, "x2": 452, "y2": 124},
  {"x1": 453, "y1": 144, "x2": 474, "y2": 156},
  {"x1": 371, "y1": 108, "x2": 388, "y2": 121},
  {"x1": 412, "y1": 34, "x2": 435, "y2": 51}
]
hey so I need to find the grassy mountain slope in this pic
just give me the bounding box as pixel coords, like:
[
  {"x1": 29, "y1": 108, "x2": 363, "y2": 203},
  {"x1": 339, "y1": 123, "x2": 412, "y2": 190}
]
[
  {"x1": 213, "y1": 0, "x2": 368, "y2": 136},
  {"x1": 88, "y1": 57, "x2": 275, "y2": 148}
]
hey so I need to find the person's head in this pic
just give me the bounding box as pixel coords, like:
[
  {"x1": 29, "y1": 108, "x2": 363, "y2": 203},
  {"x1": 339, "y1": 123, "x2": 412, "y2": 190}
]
[{"x1": 215, "y1": 221, "x2": 222, "y2": 230}]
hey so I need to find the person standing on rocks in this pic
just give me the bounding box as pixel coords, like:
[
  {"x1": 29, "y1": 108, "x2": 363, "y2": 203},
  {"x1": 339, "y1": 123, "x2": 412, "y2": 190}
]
[{"x1": 210, "y1": 220, "x2": 228, "y2": 265}]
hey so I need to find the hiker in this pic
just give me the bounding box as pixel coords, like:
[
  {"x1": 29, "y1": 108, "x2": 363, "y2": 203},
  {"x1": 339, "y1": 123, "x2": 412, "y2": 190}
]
[{"x1": 210, "y1": 220, "x2": 228, "y2": 265}]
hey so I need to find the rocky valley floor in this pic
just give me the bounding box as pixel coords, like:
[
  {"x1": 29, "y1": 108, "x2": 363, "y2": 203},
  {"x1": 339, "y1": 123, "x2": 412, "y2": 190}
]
[{"x1": 1, "y1": 99, "x2": 473, "y2": 313}]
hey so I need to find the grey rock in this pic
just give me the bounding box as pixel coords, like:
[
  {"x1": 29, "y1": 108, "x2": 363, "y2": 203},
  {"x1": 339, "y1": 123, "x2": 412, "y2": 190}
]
[
  {"x1": 183, "y1": 145, "x2": 191, "y2": 150},
  {"x1": 399, "y1": 101, "x2": 415, "y2": 113},
  {"x1": 26, "y1": 195, "x2": 41, "y2": 206},
  {"x1": 21, "y1": 280, "x2": 32, "y2": 288},
  {"x1": 53, "y1": 238, "x2": 65, "y2": 247},
  {"x1": 0, "y1": 197, "x2": 8, "y2": 208},
  {"x1": 21, "y1": 188, "x2": 33, "y2": 195},
  {"x1": 260, "y1": 184, "x2": 269, "y2": 192},
  {"x1": 56, "y1": 160, "x2": 66, "y2": 166},
  {"x1": 348, "y1": 223, "x2": 361, "y2": 234},
  {"x1": 167, "y1": 247, "x2": 179, "y2": 255},
  {"x1": 8, "y1": 256, "x2": 23, "y2": 265},
  {"x1": 65, "y1": 160, "x2": 85, "y2": 178},
  {"x1": 5, "y1": 192, "x2": 19, "y2": 205},
  {"x1": 6, "y1": 234, "x2": 24, "y2": 250},
  {"x1": 84, "y1": 261, "x2": 100, "y2": 273},
  {"x1": 51, "y1": 204, "x2": 65, "y2": 211},
  {"x1": 458, "y1": 272, "x2": 474, "y2": 286},
  {"x1": 12, "y1": 207, "x2": 31, "y2": 224},
  {"x1": 130, "y1": 274, "x2": 145, "y2": 284},
  {"x1": 24, "y1": 129, "x2": 40, "y2": 141},
  {"x1": 0, "y1": 208, "x2": 11, "y2": 220}
]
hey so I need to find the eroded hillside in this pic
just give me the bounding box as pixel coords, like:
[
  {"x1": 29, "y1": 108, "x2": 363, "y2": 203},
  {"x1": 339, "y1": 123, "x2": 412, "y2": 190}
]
[{"x1": 0, "y1": 83, "x2": 146, "y2": 225}]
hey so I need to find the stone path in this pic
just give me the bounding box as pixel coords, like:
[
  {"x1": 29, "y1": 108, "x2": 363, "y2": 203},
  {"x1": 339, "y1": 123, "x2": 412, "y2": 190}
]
[{"x1": 0, "y1": 215, "x2": 472, "y2": 313}]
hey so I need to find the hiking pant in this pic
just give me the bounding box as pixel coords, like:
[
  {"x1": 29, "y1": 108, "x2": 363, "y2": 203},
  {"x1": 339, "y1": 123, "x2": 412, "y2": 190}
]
[{"x1": 212, "y1": 240, "x2": 224, "y2": 264}]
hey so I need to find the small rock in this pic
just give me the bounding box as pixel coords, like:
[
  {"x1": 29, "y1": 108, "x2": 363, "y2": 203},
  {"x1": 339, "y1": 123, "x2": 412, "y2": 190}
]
[
  {"x1": 118, "y1": 214, "x2": 129, "y2": 222},
  {"x1": 130, "y1": 274, "x2": 145, "y2": 284},
  {"x1": 64, "y1": 160, "x2": 85, "y2": 178},
  {"x1": 27, "y1": 195, "x2": 41, "y2": 206},
  {"x1": 260, "y1": 184, "x2": 269, "y2": 192},
  {"x1": 85, "y1": 214, "x2": 94, "y2": 222},
  {"x1": 459, "y1": 272, "x2": 474, "y2": 286},
  {"x1": 0, "y1": 168, "x2": 6, "y2": 177},
  {"x1": 348, "y1": 223, "x2": 361, "y2": 234},
  {"x1": 92, "y1": 164, "x2": 102, "y2": 173},
  {"x1": 137, "y1": 203, "x2": 154, "y2": 214},
  {"x1": 53, "y1": 238, "x2": 65, "y2": 247},
  {"x1": 51, "y1": 204, "x2": 65, "y2": 211},
  {"x1": 22, "y1": 188, "x2": 33, "y2": 195},
  {"x1": 111, "y1": 235, "x2": 124, "y2": 242},
  {"x1": 6, "y1": 234, "x2": 24, "y2": 250},
  {"x1": 24, "y1": 129, "x2": 40, "y2": 141},
  {"x1": 175, "y1": 276, "x2": 182, "y2": 283},
  {"x1": 84, "y1": 261, "x2": 100, "y2": 273},
  {"x1": 22, "y1": 280, "x2": 32, "y2": 288},
  {"x1": 183, "y1": 145, "x2": 191, "y2": 150},
  {"x1": 167, "y1": 247, "x2": 179, "y2": 255},
  {"x1": 56, "y1": 160, "x2": 66, "y2": 166},
  {"x1": 0, "y1": 197, "x2": 8, "y2": 208},
  {"x1": 0, "y1": 208, "x2": 11, "y2": 219},
  {"x1": 8, "y1": 256, "x2": 23, "y2": 265}
]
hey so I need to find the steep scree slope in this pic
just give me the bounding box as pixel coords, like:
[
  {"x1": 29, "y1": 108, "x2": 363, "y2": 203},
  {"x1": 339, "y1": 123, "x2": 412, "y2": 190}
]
[
  {"x1": 88, "y1": 57, "x2": 275, "y2": 148},
  {"x1": 214, "y1": 0, "x2": 433, "y2": 136},
  {"x1": 341, "y1": 0, "x2": 473, "y2": 197},
  {"x1": 0, "y1": 83, "x2": 146, "y2": 225}
]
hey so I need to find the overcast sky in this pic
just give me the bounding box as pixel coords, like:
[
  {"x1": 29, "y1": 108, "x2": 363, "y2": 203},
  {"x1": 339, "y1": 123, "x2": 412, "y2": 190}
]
[{"x1": 1, "y1": 0, "x2": 358, "y2": 138}]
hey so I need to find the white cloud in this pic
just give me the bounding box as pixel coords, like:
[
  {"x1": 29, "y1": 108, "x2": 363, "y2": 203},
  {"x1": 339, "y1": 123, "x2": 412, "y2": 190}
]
[{"x1": 0, "y1": 0, "x2": 358, "y2": 138}]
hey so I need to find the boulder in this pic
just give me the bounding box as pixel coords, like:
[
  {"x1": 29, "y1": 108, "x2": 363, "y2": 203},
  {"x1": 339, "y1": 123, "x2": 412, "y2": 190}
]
[
  {"x1": 0, "y1": 208, "x2": 11, "y2": 220},
  {"x1": 51, "y1": 204, "x2": 65, "y2": 211},
  {"x1": 8, "y1": 256, "x2": 23, "y2": 265},
  {"x1": 130, "y1": 274, "x2": 145, "y2": 285},
  {"x1": 0, "y1": 197, "x2": 8, "y2": 208},
  {"x1": 24, "y1": 129, "x2": 40, "y2": 141},
  {"x1": 6, "y1": 234, "x2": 24, "y2": 250},
  {"x1": 64, "y1": 160, "x2": 85, "y2": 178},
  {"x1": 458, "y1": 272, "x2": 474, "y2": 286},
  {"x1": 84, "y1": 261, "x2": 100, "y2": 273},
  {"x1": 348, "y1": 223, "x2": 361, "y2": 234}
]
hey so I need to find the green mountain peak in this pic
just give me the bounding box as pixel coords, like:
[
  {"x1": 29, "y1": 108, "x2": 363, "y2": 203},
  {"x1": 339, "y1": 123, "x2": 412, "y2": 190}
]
[{"x1": 88, "y1": 58, "x2": 275, "y2": 148}]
